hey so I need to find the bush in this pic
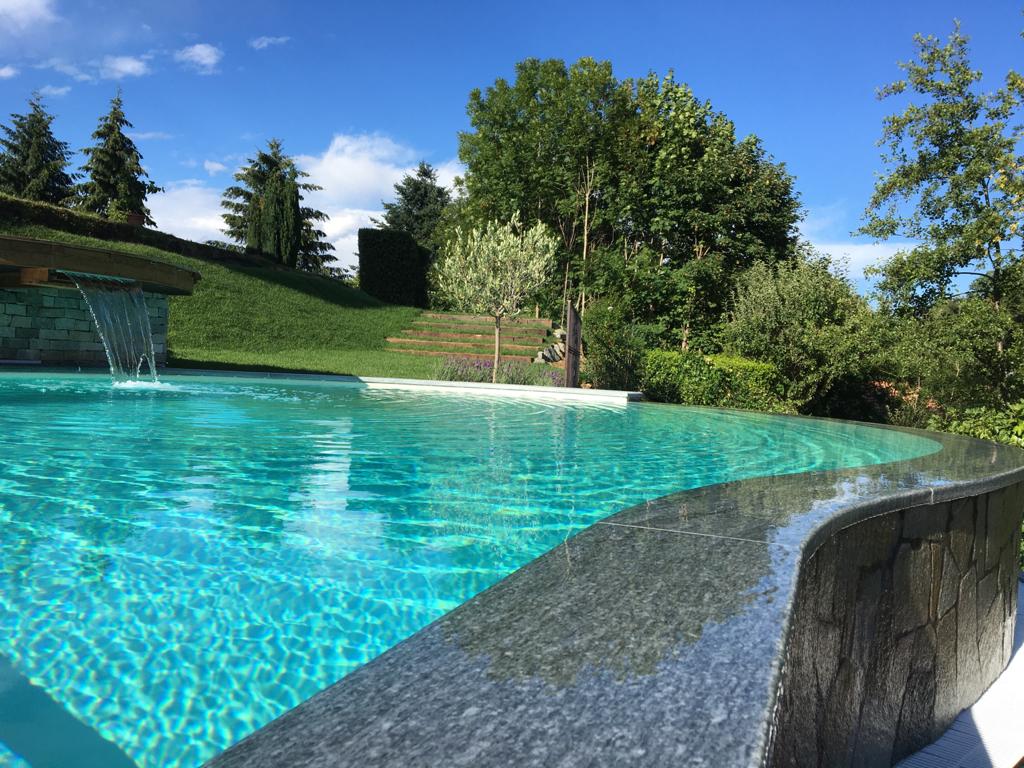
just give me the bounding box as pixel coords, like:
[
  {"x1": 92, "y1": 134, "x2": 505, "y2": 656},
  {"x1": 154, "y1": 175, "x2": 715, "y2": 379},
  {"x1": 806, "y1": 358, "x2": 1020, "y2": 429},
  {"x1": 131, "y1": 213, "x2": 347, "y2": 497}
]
[
  {"x1": 357, "y1": 228, "x2": 430, "y2": 307},
  {"x1": 435, "y1": 356, "x2": 562, "y2": 387},
  {"x1": 642, "y1": 350, "x2": 794, "y2": 412},
  {"x1": 582, "y1": 302, "x2": 663, "y2": 391}
]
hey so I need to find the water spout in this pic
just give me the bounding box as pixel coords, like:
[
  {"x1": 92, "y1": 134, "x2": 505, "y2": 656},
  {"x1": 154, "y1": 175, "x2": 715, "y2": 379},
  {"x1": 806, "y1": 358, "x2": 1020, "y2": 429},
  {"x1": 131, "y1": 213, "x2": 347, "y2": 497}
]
[{"x1": 62, "y1": 271, "x2": 159, "y2": 382}]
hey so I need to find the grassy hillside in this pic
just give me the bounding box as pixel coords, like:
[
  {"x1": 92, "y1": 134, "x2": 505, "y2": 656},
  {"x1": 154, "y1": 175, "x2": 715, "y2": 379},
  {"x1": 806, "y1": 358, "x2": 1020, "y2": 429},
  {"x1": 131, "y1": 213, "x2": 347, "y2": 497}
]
[{"x1": 0, "y1": 222, "x2": 439, "y2": 378}]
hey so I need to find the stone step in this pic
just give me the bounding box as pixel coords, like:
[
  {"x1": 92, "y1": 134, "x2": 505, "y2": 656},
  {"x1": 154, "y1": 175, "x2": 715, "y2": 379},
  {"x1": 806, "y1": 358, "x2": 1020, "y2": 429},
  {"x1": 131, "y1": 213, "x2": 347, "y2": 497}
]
[
  {"x1": 386, "y1": 337, "x2": 539, "y2": 353},
  {"x1": 411, "y1": 320, "x2": 550, "y2": 337},
  {"x1": 384, "y1": 347, "x2": 535, "y2": 363},
  {"x1": 420, "y1": 312, "x2": 553, "y2": 329},
  {"x1": 398, "y1": 329, "x2": 548, "y2": 344}
]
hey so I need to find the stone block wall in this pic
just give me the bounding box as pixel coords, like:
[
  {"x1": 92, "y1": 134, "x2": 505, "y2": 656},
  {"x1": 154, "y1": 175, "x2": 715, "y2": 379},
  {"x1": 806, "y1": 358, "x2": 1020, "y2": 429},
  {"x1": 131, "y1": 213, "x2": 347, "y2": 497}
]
[
  {"x1": 771, "y1": 482, "x2": 1024, "y2": 767},
  {"x1": 0, "y1": 286, "x2": 168, "y2": 366}
]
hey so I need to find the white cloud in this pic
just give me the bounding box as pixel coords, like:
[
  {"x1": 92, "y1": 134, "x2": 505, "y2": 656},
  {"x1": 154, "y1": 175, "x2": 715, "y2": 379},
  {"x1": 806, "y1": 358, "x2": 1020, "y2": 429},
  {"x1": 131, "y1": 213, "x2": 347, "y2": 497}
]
[
  {"x1": 127, "y1": 130, "x2": 173, "y2": 140},
  {"x1": 811, "y1": 241, "x2": 913, "y2": 282},
  {"x1": 249, "y1": 35, "x2": 290, "y2": 50},
  {"x1": 296, "y1": 134, "x2": 417, "y2": 210},
  {"x1": 203, "y1": 160, "x2": 227, "y2": 175},
  {"x1": 148, "y1": 180, "x2": 225, "y2": 243},
  {"x1": 174, "y1": 43, "x2": 223, "y2": 75},
  {"x1": 0, "y1": 0, "x2": 58, "y2": 33},
  {"x1": 0, "y1": 65, "x2": 17, "y2": 78},
  {"x1": 38, "y1": 83, "x2": 70, "y2": 96},
  {"x1": 100, "y1": 55, "x2": 149, "y2": 80},
  {"x1": 37, "y1": 58, "x2": 92, "y2": 82}
]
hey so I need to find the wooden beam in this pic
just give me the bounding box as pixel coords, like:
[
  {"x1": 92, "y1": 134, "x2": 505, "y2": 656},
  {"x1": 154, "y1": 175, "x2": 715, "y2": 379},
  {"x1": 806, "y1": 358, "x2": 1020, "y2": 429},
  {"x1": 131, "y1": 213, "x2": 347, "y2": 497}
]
[
  {"x1": 0, "y1": 235, "x2": 199, "y2": 295},
  {"x1": 0, "y1": 267, "x2": 51, "y2": 288}
]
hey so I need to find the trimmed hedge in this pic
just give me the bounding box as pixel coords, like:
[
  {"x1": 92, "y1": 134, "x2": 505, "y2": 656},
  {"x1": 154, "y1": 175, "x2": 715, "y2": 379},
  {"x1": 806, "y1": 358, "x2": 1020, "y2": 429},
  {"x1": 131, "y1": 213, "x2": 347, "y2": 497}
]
[
  {"x1": 0, "y1": 193, "x2": 267, "y2": 267},
  {"x1": 642, "y1": 349, "x2": 793, "y2": 412},
  {"x1": 357, "y1": 228, "x2": 430, "y2": 307}
]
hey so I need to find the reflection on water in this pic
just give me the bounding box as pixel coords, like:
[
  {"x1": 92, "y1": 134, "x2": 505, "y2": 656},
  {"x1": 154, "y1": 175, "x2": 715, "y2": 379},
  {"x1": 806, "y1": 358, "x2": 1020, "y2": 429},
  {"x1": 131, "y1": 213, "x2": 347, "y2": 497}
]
[{"x1": 0, "y1": 374, "x2": 939, "y2": 767}]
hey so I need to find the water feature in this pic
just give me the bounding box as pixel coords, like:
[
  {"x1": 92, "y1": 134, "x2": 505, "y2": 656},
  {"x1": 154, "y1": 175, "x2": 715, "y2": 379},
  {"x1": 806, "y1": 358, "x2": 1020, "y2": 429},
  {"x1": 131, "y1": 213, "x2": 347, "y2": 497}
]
[{"x1": 62, "y1": 271, "x2": 159, "y2": 382}]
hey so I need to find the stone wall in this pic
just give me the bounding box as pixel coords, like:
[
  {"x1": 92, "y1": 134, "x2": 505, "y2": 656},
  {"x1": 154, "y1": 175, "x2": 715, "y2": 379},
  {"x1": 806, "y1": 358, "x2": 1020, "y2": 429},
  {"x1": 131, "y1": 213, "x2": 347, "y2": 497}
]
[
  {"x1": 0, "y1": 285, "x2": 167, "y2": 366},
  {"x1": 771, "y1": 482, "x2": 1024, "y2": 767}
]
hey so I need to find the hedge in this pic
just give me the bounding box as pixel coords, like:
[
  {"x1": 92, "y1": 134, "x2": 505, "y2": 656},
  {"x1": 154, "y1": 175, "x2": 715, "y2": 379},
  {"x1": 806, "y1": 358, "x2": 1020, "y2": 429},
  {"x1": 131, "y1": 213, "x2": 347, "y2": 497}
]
[
  {"x1": 642, "y1": 349, "x2": 793, "y2": 413},
  {"x1": 357, "y1": 228, "x2": 430, "y2": 307},
  {"x1": 0, "y1": 194, "x2": 269, "y2": 267}
]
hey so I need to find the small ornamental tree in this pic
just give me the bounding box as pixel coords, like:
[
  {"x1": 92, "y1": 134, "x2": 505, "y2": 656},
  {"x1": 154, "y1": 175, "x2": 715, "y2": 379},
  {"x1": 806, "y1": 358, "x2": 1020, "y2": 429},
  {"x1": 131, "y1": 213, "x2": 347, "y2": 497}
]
[
  {"x1": 77, "y1": 91, "x2": 162, "y2": 225},
  {"x1": 0, "y1": 94, "x2": 77, "y2": 204},
  {"x1": 433, "y1": 215, "x2": 557, "y2": 382}
]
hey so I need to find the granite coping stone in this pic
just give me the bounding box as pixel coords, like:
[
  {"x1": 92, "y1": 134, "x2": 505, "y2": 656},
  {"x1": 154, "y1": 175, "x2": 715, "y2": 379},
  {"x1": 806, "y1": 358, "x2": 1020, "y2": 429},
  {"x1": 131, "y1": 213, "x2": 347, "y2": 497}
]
[{"x1": 203, "y1": 418, "x2": 1024, "y2": 768}]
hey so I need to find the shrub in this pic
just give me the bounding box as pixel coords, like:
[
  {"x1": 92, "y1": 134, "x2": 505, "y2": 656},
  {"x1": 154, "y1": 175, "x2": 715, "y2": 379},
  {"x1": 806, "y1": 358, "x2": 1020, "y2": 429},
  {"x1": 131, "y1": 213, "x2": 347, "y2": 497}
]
[
  {"x1": 357, "y1": 228, "x2": 430, "y2": 307},
  {"x1": 641, "y1": 350, "x2": 726, "y2": 406},
  {"x1": 435, "y1": 356, "x2": 562, "y2": 387},
  {"x1": 642, "y1": 351, "x2": 794, "y2": 412},
  {"x1": 582, "y1": 302, "x2": 663, "y2": 391}
]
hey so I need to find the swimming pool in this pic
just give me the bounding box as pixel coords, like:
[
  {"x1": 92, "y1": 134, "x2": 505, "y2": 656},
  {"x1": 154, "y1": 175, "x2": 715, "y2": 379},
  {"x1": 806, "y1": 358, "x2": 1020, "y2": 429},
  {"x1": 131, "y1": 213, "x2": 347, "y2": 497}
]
[{"x1": 0, "y1": 372, "x2": 941, "y2": 767}]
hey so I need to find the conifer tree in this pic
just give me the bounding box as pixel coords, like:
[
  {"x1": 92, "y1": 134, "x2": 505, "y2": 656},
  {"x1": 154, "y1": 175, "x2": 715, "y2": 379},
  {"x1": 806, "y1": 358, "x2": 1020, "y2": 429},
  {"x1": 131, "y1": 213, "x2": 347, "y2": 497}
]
[
  {"x1": 374, "y1": 161, "x2": 451, "y2": 250},
  {"x1": 0, "y1": 94, "x2": 77, "y2": 204},
  {"x1": 77, "y1": 91, "x2": 162, "y2": 225},
  {"x1": 221, "y1": 139, "x2": 334, "y2": 271}
]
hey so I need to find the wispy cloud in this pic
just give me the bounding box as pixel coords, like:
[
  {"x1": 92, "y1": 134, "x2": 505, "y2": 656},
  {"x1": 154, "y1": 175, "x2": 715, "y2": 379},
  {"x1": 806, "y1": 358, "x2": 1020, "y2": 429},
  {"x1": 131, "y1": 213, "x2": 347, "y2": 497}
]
[
  {"x1": 174, "y1": 43, "x2": 222, "y2": 75},
  {"x1": 127, "y1": 131, "x2": 173, "y2": 141},
  {"x1": 100, "y1": 54, "x2": 149, "y2": 80},
  {"x1": 0, "y1": 65, "x2": 17, "y2": 79},
  {"x1": 203, "y1": 160, "x2": 227, "y2": 175},
  {"x1": 37, "y1": 58, "x2": 93, "y2": 82},
  {"x1": 38, "y1": 83, "x2": 70, "y2": 96},
  {"x1": 249, "y1": 35, "x2": 290, "y2": 50},
  {"x1": 0, "y1": 0, "x2": 58, "y2": 34}
]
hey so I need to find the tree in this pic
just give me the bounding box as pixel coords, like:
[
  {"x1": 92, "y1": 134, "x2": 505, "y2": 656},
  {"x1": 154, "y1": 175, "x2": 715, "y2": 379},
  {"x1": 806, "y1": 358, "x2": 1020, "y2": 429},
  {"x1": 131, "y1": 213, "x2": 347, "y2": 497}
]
[
  {"x1": 0, "y1": 94, "x2": 76, "y2": 204},
  {"x1": 77, "y1": 91, "x2": 162, "y2": 225},
  {"x1": 374, "y1": 161, "x2": 451, "y2": 251},
  {"x1": 221, "y1": 139, "x2": 333, "y2": 270},
  {"x1": 860, "y1": 22, "x2": 1024, "y2": 318},
  {"x1": 432, "y1": 215, "x2": 558, "y2": 382}
]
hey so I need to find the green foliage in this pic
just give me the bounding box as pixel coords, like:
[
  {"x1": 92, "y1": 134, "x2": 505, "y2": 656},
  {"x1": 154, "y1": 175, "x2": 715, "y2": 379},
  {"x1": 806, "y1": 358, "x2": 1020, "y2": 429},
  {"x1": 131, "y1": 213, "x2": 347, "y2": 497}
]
[
  {"x1": 641, "y1": 350, "x2": 726, "y2": 406},
  {"x1": 358, "y1": 228, "x2": 430, "y2": 307},
  {"x1": 221, "y1": 139, "x2": 333, "y2": 271},
  {"x1": 928, "y1": 403, "x2": 1024, "y2": 448},
  {"x1": 374, "y1": 162, "x2": 451, "y2": 251},
  {"x1": 458, "y1": 57, "x2": 800, "y2": 335},
  {"x1": 641, "y1": 350, "x2": 792, "y2": 411},
  {"x1": 721, "y1": 252, "x2": 875, "y2": 413},
  {"x1": 860, "y1": 22, "x2": 1024, "y2": 316},
  {"x1": 581, "y1": 301, "x2": 662, "y2": 391},
  {"x1": 0, "y1": 94, "x2": 77, "y2": 204},
  {"x1": 76, "y1": 91, "x2": 162, "y2": 226}
]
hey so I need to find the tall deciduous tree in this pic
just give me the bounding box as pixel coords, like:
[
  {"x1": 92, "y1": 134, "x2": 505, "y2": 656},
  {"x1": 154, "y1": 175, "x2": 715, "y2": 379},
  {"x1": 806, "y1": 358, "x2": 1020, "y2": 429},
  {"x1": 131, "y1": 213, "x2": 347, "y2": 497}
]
[
  {"x1": 860, "y1": 22, "x2": 1024, "y2": 317},
  {"x1": 77, "y1": 91, "x2": 162, "y2": 225},
  {"x1": 221, "y1": 139, "x2": 333, "y2": 271},
  {"x1": 432, "y1": 215, "x2": 557, "y2": 382},
  {"x1": 374, "y1": 161, "x2": 451, "y2": 251},
  {"x1": 0, "y1": 94, "x2": 77, "y2": 204}
]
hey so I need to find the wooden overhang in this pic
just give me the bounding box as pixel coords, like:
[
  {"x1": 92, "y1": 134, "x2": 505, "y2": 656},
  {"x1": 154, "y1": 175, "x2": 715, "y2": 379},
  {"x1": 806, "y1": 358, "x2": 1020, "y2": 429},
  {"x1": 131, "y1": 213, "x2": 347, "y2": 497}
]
[{"x1": 0, "y1": 235, "x2": 200, "y2": 295}]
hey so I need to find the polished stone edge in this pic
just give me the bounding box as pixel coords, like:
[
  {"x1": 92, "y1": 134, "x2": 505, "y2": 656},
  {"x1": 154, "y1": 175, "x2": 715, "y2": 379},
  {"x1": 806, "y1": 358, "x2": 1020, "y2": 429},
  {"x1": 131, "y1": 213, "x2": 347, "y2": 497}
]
[
  {"x1": 162, "y1": 368, "x2": 645, "y2": 402},
  {"x1": 204, "y1": 421, "x2": 1024, "y2": 768}
]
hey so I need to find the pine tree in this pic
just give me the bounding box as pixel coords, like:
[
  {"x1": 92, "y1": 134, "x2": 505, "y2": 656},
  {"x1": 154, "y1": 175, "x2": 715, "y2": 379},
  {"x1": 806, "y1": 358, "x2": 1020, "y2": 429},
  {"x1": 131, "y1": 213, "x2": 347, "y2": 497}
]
[
  {"x1": 0, "y1": 94, "x2": 77, "y2": 204},
  {"x1": 221, "y1": 139, "x2": 334, "y2": 271},
  {"x1": 374, "y1": 161, "x2": 451, "y2": 250},
  {"x1": 77, "y1": 91, "x2": 162, "y2": 225}
]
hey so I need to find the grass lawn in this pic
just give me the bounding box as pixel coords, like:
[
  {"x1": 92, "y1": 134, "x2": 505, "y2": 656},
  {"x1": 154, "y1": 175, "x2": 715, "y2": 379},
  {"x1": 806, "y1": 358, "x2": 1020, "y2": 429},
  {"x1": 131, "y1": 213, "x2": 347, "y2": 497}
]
[{"x1": 0, "y1": 222, "x2": 441, "y2": 379}]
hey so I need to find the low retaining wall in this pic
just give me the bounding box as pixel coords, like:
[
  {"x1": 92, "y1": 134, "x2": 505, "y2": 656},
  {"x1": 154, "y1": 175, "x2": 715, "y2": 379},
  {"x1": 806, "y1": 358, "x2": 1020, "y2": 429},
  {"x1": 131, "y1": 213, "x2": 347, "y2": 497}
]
[{"x1": 0, "y1": 286, "x2": 167, "y2": 366}]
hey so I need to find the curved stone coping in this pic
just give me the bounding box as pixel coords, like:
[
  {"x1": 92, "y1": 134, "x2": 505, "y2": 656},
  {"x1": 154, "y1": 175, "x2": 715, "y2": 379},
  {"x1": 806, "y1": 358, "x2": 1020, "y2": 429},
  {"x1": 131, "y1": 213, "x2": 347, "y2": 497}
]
[{"x1": 204, "y1": 423, "x2": 1024, "y2": 768}]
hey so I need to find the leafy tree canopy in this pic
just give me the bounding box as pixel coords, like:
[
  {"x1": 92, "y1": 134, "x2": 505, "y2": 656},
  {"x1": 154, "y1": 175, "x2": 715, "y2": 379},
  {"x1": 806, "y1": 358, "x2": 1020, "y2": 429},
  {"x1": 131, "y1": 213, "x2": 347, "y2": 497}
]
[
  {"x1": 221, "y1": 139, "x2": 334, "y2": 271},
  {"x1": 373, "y1": 161, "x2": 451, "y2": 251},
  {"x1": 860, "y1": 22, "x2": 1024, "y2": 317},
  {"x1": 77, "y1": 91, "x2": 162, "y2": 225},
  {"x1": 0, "y1": 94, "x2": 77, "y2": 205}
]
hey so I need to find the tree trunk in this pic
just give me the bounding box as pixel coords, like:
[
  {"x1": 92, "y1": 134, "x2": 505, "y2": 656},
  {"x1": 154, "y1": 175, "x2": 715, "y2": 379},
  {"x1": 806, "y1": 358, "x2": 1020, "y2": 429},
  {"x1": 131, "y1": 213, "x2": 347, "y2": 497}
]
[{"x1": 492, "y1": 315, "x2": 501, "y2": 384}]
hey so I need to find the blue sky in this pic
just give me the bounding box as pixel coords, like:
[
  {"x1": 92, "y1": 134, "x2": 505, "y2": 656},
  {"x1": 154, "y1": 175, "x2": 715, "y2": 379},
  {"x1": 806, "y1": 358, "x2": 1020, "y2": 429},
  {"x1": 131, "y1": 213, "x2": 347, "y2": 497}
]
[{"x1": 0, "y1": 0, "x2": 1021, "y2": 279}]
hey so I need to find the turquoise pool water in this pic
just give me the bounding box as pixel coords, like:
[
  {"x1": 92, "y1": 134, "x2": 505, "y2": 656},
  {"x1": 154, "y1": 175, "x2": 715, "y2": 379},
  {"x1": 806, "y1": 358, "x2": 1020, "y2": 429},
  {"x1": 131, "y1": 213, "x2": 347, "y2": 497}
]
[{"x1": 0, "y1": 372, "x2": 940, "y2": 767}]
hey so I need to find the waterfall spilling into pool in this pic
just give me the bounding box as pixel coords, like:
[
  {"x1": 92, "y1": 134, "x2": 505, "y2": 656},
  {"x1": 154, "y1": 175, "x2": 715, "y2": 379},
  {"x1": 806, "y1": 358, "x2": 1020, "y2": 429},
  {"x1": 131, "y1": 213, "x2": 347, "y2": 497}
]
[{"x1": 63, "y1": 270, "x2": 159, "y2": 382}]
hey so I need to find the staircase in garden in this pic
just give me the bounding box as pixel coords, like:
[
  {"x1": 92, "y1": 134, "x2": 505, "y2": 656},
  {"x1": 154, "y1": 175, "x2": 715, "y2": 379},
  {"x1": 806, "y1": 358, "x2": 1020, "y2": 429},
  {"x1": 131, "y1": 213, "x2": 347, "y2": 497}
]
[{"x1": 386, "y1": 312, "x2": 555, "y2": 363}]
